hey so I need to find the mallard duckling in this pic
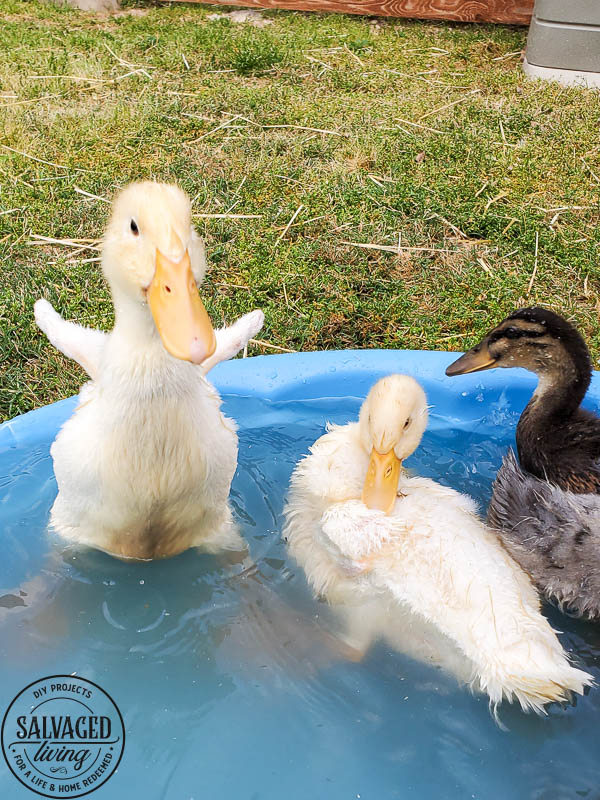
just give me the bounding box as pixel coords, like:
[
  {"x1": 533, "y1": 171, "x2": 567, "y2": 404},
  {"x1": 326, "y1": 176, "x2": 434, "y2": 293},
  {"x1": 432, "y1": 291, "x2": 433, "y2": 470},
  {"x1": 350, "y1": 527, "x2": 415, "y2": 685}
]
[
  {"x1": 35, "y1": 181, "x2": 264, "y2": 560},
  {"x1": 446, "y1": 306, "x2": 600, "y2": 618},
  {"x1": 284, "y1": 375, "x2": 592, "y2": 712}
]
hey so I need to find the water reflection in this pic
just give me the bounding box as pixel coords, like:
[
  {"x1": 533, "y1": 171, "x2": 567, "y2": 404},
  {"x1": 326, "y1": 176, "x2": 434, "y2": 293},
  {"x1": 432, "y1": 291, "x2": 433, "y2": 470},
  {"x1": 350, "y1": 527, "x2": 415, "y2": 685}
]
[{"x1": 0, "y1": 394, "x2": 599, "y2": 799}]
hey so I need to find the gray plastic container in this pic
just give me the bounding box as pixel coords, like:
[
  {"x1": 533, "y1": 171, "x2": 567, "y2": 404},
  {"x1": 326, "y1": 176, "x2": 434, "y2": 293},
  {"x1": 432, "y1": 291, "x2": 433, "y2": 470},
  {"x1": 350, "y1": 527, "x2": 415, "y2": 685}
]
[{"x1": 524, "y1": 0, "x2": 600, "y2": 88}]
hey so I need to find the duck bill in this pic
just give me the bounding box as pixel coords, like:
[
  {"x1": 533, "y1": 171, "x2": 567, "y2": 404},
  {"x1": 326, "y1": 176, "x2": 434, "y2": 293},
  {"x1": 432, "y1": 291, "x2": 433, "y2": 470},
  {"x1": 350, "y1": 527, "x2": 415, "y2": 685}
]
[
  {"x1": 362, "y1": 449, "x2": 402, "y2": 515},
  {"x1": 147, "y1": 250, "x2": 216, "y2": 365},
  {"x1": 445, "y1": 341, "x2": 497, "y2": 377}
]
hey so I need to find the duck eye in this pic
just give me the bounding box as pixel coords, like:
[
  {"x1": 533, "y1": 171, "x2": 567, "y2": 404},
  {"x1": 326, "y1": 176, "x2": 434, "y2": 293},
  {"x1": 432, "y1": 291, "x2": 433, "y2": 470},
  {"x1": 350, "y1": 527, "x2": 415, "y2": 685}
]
[
  {"x1": 385, "y1": 466, "x2": 392, "y2": 478},
  {"x1": 504, "y1": 326, "x2": 521, "y2": 340},
  {"x1": 404, "y1": 418, "x2": 411, "y2": 429},
  {"x1": 130, "y1": 219, "x2": 139, "y2": 236}
]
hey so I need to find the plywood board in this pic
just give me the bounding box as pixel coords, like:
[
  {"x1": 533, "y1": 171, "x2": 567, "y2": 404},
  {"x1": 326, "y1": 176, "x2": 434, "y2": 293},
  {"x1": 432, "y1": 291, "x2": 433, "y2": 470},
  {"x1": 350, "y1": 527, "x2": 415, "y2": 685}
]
[{"x1": 168, "y1": 0, "x2": 534, "y2": 25}]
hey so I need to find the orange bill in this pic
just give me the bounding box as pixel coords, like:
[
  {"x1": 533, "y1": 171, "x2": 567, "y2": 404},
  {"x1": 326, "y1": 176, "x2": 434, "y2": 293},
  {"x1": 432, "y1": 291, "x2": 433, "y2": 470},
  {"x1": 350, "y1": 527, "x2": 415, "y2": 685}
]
[
  {"x1": 148, "y1": 250, "x2": 216, "y2": 365},
  {"x1": 361, "y1": 448, "x2": 402, "y2": 514}
]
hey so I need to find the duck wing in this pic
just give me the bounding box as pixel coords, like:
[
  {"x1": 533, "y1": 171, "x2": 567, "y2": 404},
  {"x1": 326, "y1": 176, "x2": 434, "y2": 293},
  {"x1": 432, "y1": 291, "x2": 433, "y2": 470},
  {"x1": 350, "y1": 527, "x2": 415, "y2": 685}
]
[
  {"x1": 338, "y1": 489, "x2": 593, "y2": 712},
  {"x1": 488, "y1": 449, "x2": 600, "y2": 619},
  {"x1": 34, "y1": 298, "x2": 107, "y2": 381}
]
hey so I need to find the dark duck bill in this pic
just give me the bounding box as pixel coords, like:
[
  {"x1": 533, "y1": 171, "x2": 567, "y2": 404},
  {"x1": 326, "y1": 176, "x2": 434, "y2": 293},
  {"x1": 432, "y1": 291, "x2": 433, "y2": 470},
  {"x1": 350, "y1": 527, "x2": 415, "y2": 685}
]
[{"x1": 445, "y1": 340, "x2": 497, "y2": 376}]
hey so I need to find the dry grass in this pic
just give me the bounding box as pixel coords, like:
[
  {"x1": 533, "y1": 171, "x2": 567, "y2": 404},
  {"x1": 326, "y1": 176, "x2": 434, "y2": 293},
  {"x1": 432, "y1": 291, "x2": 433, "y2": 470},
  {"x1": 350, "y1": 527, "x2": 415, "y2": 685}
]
[{"x1": 1, "y1": 1, "x2": 599, "y2": 420}]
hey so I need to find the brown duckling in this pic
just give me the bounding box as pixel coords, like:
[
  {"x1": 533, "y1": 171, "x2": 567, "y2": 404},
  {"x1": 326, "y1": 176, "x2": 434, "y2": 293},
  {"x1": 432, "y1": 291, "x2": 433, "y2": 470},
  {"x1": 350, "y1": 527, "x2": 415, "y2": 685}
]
[{"x1": 446, "y1": 306, "x2": 600, "y2": 619}]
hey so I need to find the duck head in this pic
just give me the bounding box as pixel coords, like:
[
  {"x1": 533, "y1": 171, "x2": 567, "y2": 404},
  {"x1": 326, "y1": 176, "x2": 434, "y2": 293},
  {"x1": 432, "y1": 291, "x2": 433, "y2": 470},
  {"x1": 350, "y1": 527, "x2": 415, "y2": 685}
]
[
  {"x1": 102, "y1": 181, "x2": 216, "y2": 365},
  {"x1": 359, "y1": 375, "x2": 428, "y2": 514},
  {"x1": 445, "y1": 307, "x2": 591, "y2": 386}
]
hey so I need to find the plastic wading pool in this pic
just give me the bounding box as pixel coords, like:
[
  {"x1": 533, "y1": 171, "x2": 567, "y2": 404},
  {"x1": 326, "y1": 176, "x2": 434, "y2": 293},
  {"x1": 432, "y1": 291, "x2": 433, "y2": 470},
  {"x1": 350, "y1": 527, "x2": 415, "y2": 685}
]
[{"x1": 1, "y1": 350, "x2": 599, "y2": 799}]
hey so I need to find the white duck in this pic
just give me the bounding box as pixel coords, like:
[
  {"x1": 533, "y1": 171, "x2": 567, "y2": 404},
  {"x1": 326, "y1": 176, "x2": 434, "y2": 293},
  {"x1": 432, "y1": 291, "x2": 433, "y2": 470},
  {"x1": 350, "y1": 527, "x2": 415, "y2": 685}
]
[
  {"x1": 35, "y1": 181, "x2": 264, "y2": 560},
  {"x1": 284, "y1": 375, "x2": 593, "y2": 713}
]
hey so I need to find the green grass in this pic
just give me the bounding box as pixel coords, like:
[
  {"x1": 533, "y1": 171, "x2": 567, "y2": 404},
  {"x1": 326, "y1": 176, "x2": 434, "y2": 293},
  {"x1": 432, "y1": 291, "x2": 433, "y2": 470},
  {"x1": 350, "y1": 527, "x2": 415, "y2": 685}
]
[{"x1": 1, "y1": 0, "x2": 599, "y2": 421}]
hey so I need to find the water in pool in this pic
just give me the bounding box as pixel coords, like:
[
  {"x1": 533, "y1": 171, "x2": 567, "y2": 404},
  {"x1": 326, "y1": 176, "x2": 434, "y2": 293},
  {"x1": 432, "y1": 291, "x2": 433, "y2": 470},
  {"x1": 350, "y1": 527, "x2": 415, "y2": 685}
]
[{"x1": 1, "y1": 392, "x2": 599, "y2": 799}]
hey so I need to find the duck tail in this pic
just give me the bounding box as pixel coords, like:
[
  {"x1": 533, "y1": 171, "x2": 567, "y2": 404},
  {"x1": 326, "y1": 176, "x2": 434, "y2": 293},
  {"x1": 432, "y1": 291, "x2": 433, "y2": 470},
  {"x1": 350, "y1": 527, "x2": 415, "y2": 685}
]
[{"x1": 471, "y1": 637, "x2": 593, "y2": 715}]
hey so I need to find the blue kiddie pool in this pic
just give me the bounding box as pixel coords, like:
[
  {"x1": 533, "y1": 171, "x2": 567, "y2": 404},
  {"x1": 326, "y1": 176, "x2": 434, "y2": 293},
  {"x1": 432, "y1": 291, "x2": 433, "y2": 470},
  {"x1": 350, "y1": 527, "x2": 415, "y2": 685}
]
[{"x1": 1, "y1": 350, "x2": 599, "y2": 799}]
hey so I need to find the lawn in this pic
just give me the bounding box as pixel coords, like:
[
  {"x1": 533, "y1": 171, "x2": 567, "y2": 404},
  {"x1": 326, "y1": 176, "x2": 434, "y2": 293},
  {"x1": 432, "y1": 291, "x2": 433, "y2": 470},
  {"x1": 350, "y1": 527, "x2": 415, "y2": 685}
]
[{"x1": 1, "y1": 0, "x2": 599, "y2": 422}]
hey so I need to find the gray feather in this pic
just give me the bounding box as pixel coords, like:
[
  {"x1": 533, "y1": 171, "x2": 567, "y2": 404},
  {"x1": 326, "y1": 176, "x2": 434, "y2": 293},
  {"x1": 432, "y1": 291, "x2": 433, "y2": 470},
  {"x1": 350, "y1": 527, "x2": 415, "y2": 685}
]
[{"x1": 488, "y1": 449, "x2": 600, "y2": 619}]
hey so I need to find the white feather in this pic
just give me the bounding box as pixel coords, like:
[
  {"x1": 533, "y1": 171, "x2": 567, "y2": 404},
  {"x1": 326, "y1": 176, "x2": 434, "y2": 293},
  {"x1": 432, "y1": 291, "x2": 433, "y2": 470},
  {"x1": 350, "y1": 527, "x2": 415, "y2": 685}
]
[
  {"x1": 284, "y1": 378, "x2": 594, "y2": 713},
  {"x1": 36, "y1": 182, "x2": 264, "y2": 559}
]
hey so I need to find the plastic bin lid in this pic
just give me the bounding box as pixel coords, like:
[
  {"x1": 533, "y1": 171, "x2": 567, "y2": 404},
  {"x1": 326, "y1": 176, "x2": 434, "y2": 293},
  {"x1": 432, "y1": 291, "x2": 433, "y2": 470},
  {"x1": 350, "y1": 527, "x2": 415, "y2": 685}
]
[{"x1": 534, "y1": 0, "x2": 600, "y2": 26}]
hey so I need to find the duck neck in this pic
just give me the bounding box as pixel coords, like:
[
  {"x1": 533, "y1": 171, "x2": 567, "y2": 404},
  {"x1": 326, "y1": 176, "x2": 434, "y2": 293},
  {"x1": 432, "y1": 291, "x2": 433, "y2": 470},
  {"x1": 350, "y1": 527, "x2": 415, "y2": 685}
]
[
  {"x1": 112, "y1": 292, "x2": 159, "y2": 347},
  {"x1": 516, "y1": 350, "x2": 590, "y2": 469},
  {"x1": 105, "y1": 291, "x2": 175, "y2": 384}
]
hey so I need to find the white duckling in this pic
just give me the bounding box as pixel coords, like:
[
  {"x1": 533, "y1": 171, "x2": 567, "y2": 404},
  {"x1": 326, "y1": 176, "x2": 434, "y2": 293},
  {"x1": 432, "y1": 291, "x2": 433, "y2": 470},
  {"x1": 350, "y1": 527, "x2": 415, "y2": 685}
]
[
  {"x1": 34, "y1": 181, "x2": 264, "y2": 560},
  {"x1": 284, "y1": 375, "x2": 593, "y2": 713}
]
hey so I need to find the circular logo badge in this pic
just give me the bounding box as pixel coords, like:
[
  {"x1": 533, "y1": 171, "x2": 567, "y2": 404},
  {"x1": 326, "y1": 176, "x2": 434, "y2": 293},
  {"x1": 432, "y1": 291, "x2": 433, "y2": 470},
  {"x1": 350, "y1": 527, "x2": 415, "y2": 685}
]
[{"x1": 2, "y1": 675, "x2": 125, "y2": 799}]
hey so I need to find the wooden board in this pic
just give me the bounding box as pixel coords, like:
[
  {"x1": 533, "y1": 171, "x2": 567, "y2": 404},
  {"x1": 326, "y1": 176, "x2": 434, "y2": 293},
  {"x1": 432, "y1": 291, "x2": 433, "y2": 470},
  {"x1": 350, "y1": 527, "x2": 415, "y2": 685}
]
[{"x1": 168, "y1": 0, "x2": 534, "y2": 25}]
